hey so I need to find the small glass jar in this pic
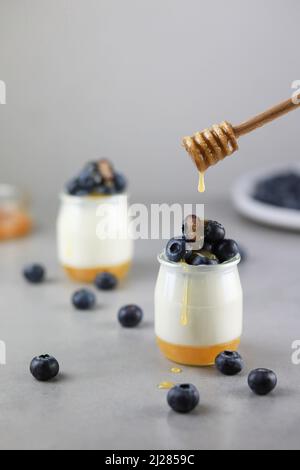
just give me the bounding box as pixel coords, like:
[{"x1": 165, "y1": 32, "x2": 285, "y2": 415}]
[
  {"x1": 0, "y1": 185, "x2": 32, "y2": 241},
  {"x1": 57, "y1": 193, "x2": 133, "y2": 283},
  {"x1": 155, "y1": 253, "x2": 243, "y2": 366}
]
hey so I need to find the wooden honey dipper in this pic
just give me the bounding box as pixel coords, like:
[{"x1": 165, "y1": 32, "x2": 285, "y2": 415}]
[{"x1": 182, "y1": 93, "x2": 300, "y2": 188}]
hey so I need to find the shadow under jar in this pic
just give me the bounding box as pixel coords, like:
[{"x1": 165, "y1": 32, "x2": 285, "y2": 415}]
[
  {"x1": 155, "y1": 253, "x2": 243, "y2": 366},
  {"x1": 57, "y1": 193, "x2": 133, "y2": 283}
]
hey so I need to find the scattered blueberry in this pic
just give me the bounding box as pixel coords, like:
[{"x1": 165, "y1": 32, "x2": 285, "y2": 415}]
[
  {"x1": 72, "y1": 289, "x2": 96, "y2": 310},
  {"x1": 114, "y1": 173, "x2": 127, "y2": 193},
  {"x1": 215, "y1": 351, "x2": 244, "y2": 376},
  {"x1": 30, "y1": 355, "x2": 60, "y2": 382},
  {"x1": 248, "y1": 368, "x2": 277, "y2": 396},
  {"x1": 23, "y1": 264, "x2": 45, "y2": 284},
  {"x1": 118, "y1": 305, "x2": 143, "y2": 328},
  {"x1": 165, "y1": 238, "x2": 186, "y2": 262},
  {"x1": 213, "y1": 239, "x2": 239, "y2": 263},
  {"x1": 167, "y1": 384, "x2": 200, "y2": 413},
  {"x1": 95, "y1": 272, "x2": 118, "y2": 290},
  {"x1": 205, "y1": 220, "x2": 225, "y2": 243}
]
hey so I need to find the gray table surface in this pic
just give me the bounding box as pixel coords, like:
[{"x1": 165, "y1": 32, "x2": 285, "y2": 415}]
[{"x1": 0, "y1": 199, "x2": 299, "y2": 450}]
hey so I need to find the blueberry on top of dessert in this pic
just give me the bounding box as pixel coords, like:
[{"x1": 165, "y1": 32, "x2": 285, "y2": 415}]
[
  {"x1": 164, "y1": 216, "x2": 240, "y2": 265},
  {"x1": 65, "y1": 159, "x2": 127, "y2": 196}
]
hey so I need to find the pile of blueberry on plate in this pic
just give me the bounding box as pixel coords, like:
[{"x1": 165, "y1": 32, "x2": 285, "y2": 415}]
[
  {"x1": 254, "y1": 171, "x2": 300, "y2": 210},
  {"x1": 165, "y1": 219, "x2": 240, "y2": 266},
  {"x1": 66, "y1": 159, "x2": 127, "y2": 196}
]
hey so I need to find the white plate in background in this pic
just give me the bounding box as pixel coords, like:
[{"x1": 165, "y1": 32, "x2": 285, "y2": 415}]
[{"x1": 232, "y1": 165, "x2": 300, "y2": 231}]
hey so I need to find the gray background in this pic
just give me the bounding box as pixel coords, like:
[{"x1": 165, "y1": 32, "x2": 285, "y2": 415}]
[
  {"x1": 0, "y1": 0, "x2": 299, "y2": 215},
  {"x1": 0, "y1": 0, "x2": 300, "y2": 451}
]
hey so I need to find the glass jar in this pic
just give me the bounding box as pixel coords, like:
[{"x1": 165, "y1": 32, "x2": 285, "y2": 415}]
[
  {"x1": 57, "y1": 193, "x2": 133, "y2": 283},
  {"x1": 0, "y1": 185, "x2": 32, "y2": 241},
  {"x1": 155, "y1": 253, "x2": 243, "y2": 366}
]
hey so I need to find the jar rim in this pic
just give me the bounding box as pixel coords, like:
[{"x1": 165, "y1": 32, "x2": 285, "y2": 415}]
[
  {"x1": 157, "y1": 251, "x2": 241, "y2": 271},
  {"x1": 59, "y1": 192, "x2": 128, "y2": 205}
]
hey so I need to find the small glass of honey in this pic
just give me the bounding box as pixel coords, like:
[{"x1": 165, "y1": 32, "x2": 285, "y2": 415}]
[{"x1": 0, "y1": 184, "x2": 32, "y2": 241}]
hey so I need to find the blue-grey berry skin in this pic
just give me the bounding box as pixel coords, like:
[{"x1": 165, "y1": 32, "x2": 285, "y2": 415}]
[
  {"x1": 66, "y1": 178, "x2": 80, "y2": 195},
  {"x1": 95, "y1": 272, "x2": 118, "y2": 291},
  {"x1": 78, "y1": 162, "x2": 102, "y2": 190},
  {"x1": 72, "y1": 289, "x2": 96, "y2": 310},
  {"x1": 165, "y1": 238, "x2": 186, "y2": 262},
  {"x1": 118, "y1": 305, "x2": 143, "y2": 328},
  {"x1": 23, "y1": 264, "x2": 45, "y2": 284},
  {"x1": 167, "y1": 384, "x2": 200, "y2": 413},
  {"x1": 215, "y1": 351, "x2": 244, "y2": 376},
  {"x1": 204, "y1": 220, "x2": 225, "y2": 243},
  {"x1": 213, "y1": 239, "x2": 239, "y2": 263},
  {"x1": 114, "y1": 173, "x2": 127, "y2": 193},
  {"x1": 248, "y1": 369, "x2": 277, "y2": 396},
  {"x1": 30, "y1": 355, "x2": 59, "y2": 382}
]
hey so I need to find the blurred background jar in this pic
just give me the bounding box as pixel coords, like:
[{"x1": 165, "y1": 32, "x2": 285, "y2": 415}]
[
  {"x1": 0, "y1": 185, "x2": 32, "y2": 241},
  {"x1": 57, "y1": 192, "x2": 133, "y2": 283}
]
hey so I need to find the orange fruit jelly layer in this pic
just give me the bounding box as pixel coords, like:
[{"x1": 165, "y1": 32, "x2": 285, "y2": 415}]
[
  {"x1": 0, "y1": 210, "x2": 32, "y2": 241},
  {"x1": 157, "y1": 336, "x2": 241, "y2": 366},
  {"x1": 63, "y1": 260, "x2": 132, "y2": 283}
]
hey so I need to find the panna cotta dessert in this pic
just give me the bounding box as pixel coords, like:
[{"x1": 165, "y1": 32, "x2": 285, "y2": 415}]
[
  {"x1": 155, "y1": 217, "x2": 243, "y2": 366},
  {"x1": 57, "y1": 160, "x2": 133, "y2": 283}
]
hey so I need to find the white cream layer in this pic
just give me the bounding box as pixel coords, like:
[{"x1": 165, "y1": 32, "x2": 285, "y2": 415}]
[
  {"x1": 57, "y1": 194, "x2": 133, "y2": 268},
  {"x1": 155, "y1": 257, "x2": 243, "y2": 347}
]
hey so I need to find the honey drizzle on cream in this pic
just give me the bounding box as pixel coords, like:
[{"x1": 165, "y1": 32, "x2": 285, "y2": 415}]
[{"x1": 180, "y1": 268, "x2": 190, "y2": 326}]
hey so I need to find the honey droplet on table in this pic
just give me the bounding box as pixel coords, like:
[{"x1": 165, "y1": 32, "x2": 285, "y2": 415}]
[
  {"x1": 170, "y1": 367, "x2": 182, "y2": 374},
  {"x1": 198, "y1": 172, "x2": 206, "y2": 193},
  {"x1": 158, "y1": 381, "x2": 175, "y2": 390}
]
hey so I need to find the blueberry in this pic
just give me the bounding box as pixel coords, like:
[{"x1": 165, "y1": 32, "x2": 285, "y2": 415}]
[
  {"x1": 66, "y1": 178, "x2": 80, "y2": 195},
  {"x1": 167, "y1": 384, "x2": 200, "y2": 413},
  {"x1": 202, "y1": 240, "x2": 213, "y2": 252},
  {"x1": 78, "y1": 162, "x2": 102, "y2": 190},
  {"x1": 213, "y1": 239, "x2": 239, "y2": 263},
  {"x1": 165, "y1": 238, "x2": 186, "y2": 262},
  {"x1": 205, "y1": 220, "x2": 225, "y2": 243},
  {"x1": 23, "y1": 264, "x2": 45, "y2": 284},
  {"x1": 114, "y1": 173, "x2": 127, "y2": 193},
  {"x1": 253, "y1": 172, "x2": 300, "y2": 210},
  {"x1": 215, "y1": 351, "x2": 244, "y2": 376},
  {"x1": 72, "y1": 289, "x2": 96, "y2": 310},
  {"x1": 30, "y1": 355, "x2": 59, "y2": 382},
  {"x1": 248, "y1": 369, "x2": 277, "y2": 396},
  {"x1": 184, "y1": 252, "x2": 214, "y2": 266},
  {"x1": 95, "y1": 272, "x2": 118, "y2": 290},
  {"x1": 118, "y1": 305, "x2": 143, "y2": 328},
  {"x1": 94, "y1": 184, "x2": 115, "y2": 195},
  {"x1": 74, "y1": 189, "x2": 91, "y2": 196}
]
